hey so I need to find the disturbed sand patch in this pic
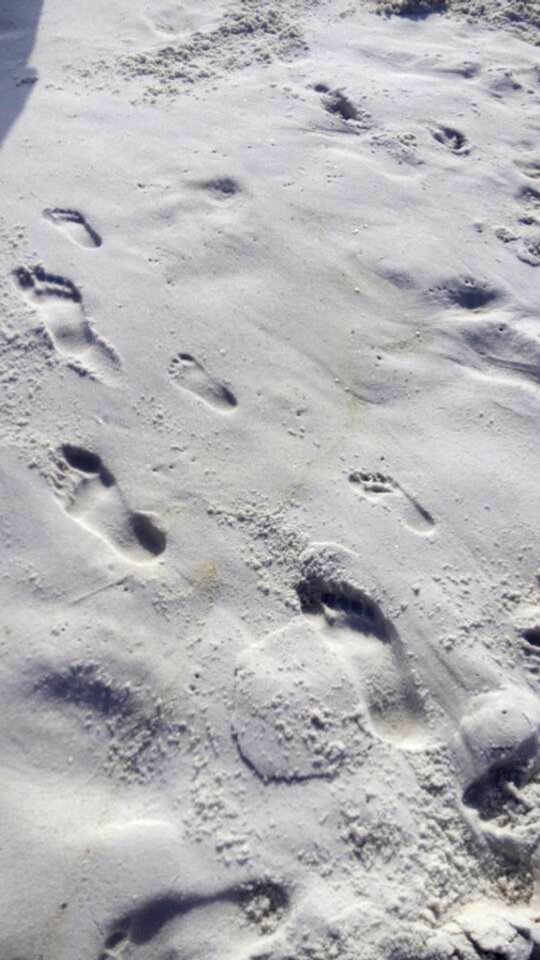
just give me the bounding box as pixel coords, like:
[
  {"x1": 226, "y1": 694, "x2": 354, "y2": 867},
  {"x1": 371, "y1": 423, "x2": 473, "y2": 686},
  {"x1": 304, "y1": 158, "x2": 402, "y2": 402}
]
[{"x1": 373, "y1": 0, "x2": 540, "y2": 44}]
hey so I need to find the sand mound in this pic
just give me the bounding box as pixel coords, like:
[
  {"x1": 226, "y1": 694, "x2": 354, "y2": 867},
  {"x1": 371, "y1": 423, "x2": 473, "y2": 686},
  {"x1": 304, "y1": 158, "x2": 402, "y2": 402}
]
[
  {"x1": 375, "y1": 0, "x2": 540, "y2": 44},
  {"x1": 118, "y1": 0, "x2": 307, "y2": 98}
]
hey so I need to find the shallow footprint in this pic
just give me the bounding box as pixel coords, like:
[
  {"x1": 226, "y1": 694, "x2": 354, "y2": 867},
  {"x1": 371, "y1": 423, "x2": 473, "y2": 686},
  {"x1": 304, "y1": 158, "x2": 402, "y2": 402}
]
[
  {"x1": 43, "y1": 207, "x2": 102, "y2": 248},
  {"x1": 296, "y1": 543, "x2": 431, "y2": 750},
  {"x1": 14, "y1": 265, "x2": 118, "y2": 375},
  {"x1": 348, "y1": 470, "x2": 434, "y2": 535},
  {"x1": 60, "y1": 444, "x2": 166, "y2": 564},
  {"x1": 169, "y1": 353, "x2": 237, "y2": 412}
]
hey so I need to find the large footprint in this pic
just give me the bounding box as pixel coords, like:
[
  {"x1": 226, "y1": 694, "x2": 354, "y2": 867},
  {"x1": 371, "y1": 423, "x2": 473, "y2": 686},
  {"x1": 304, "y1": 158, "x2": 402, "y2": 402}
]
[
  {"x1": 14, "y1": 265, "x2": 118, "y2": 376},
  {"x1": 348, "y1": 470, "x2": 435, "y2": 535},
  {"x1": 296, "y1": 542, "x2": 431, "y2": 750},
  {"x1": 169, "y1": 353, "x2": 237, "y2": 413},
  {"x1": 59, "y1": 444, "x2": 166, "y2": 564},
  {"x1": 43, "y1": 207, "x2": 102, "y2": 248}
]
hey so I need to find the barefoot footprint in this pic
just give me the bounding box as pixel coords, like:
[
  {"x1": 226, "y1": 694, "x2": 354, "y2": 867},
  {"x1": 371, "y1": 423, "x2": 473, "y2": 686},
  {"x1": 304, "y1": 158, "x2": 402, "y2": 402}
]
[
  {"x1": 169, "y1": 353, "x2": 237, "y2": 413},
  {"x1": 14, "y1": 265, "x2": 118, "y2": 374},
  {"x1": 43, "y1": 208, "x2": 102, "y2": 248},
  {"x1": 349, "y1": 470, "x2": 434, "y2": 535},
  {"x1": 60, "y1": 444, "x2": 166, "y2": 564},
  {"x1": 296, "y1": 542, "x2": 431, "y2": 750}
]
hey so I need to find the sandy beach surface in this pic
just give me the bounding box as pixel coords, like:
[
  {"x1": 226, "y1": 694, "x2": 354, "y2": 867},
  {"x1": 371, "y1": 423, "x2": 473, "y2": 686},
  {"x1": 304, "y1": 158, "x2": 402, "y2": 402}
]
[{"x1": 1, "y1": 1, "x2": 540, "y2": 959}]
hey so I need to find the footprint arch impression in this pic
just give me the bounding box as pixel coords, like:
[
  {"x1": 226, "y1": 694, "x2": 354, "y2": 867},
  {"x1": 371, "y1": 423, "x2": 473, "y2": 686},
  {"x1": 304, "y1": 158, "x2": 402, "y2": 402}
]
[
  {"x1": 296, "y1": 542, "x2": 431, "y2": 751},
  {"x1": 59, "y1": 444, "x2": 166, "y2": 564},
  {"x1": 169, "y1": 353, "x2": 237, "y2": 413}
]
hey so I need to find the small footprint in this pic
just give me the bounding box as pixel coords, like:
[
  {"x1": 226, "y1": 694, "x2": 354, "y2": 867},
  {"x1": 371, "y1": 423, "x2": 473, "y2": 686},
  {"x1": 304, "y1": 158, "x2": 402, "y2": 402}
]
[
  {"x1": 313, "y1": 83, "x2": 372, "y2": 130},
  {"x1": 348, "y1": 470, "x2": 434, "y2": 535},
  {"x1": 458, "y1": 688, "x2": 540, "y2": 858},
  {"x1": 432, "y1": 275, "x2": 501, "y2": 311},
  {"x1": 319, "y1": 86, "x2": 358, "y2": 121},
  {"x1": 169, "y1": 353, "x2": 237, "y2": 413},
  {"x1": 14, "y1": 265, "x2": 118, "y2": 375},
  {"x1": 296, "y1": 543, "x2": 431, "y2": 750},
  {"x1": 59, "y1": 444, "x2": 166, "y2": 564},
  {"x1": 430, "y1": 124, "x2": 469, "y2": 154},
  {"x1": 199, "y1": 176, "x2": 241, "y2": 198},
  {"x1": 43, "y1": 208, "x2": 102, "y2": 248}
]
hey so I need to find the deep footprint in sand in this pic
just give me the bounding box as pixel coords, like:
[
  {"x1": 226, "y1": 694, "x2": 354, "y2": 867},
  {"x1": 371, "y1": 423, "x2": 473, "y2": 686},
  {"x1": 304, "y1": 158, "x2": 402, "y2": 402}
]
[
  {"x1": 14, "y1": 265, "x2": 118, "y2": 374},
  {"x1": 59, "y1": 444, "x2": 166, "y2": 564},
  {"x1": 296, "y1": 543, "x2": 431, "y2": 750},
  {"x1": 43, "y1": 208, "x2": 102, "y2": 248},
  {"x1": 348, "y1": 470, "x2": 434, "y2": 535},
  {"x1": 169, "y1": 353, "x2": 237, "y2": 412}
]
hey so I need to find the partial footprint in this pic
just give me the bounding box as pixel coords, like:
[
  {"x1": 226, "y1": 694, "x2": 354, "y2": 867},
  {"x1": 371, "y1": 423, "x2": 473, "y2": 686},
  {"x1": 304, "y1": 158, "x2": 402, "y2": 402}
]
[
  {"x1": 430, "y1": 123, "x2": 469, "y2": 154},
  {"x1": 43, "y1": 208, "x2": 102, "y2": 248},
  {"x1": 198, "y1": 176, "x2": 241, "y2": 198},
  {"x1": 313, "y1": 83, "x2": 372, "y2": 130},
  {"x1": 59, "y1": 444, "x2": 166, "y2": 564},
  {"x1": 296, "y1": 543, "x2": 431, "y2": 750},
  {"x1": 457, "y1": 688, "x2": 540, "y2": 858},
  {"x1": 169, "y1": 353, "x2": 237, "y2": 412},
  {"x1": 14, "y1": 265, "x2": 118, "y2": 375},
  {"x1": 348, "y1": 470, "x2": 434, "y2": 536}
]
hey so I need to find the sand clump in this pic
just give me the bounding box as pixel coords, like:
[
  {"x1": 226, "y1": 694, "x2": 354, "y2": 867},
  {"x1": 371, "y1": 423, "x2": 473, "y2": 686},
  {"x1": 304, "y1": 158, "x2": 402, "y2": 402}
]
[
  {"x1": 118, "y1": 0, "x2": 308, "y2": 98},
  {"x1": 375, "y1": 0, "x2": 540, "y2": 44}
]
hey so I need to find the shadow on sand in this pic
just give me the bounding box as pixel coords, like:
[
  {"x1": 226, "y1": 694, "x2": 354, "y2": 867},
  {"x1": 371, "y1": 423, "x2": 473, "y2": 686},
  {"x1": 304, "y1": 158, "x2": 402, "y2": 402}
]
[{"x1": 0, "y1": 0, "x2": 44, "y2": 147}]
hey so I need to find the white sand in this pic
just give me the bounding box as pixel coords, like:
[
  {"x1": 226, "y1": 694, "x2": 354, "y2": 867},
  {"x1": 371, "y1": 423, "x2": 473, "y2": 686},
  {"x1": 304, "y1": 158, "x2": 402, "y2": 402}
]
[{"x1": 1, "y1": 1, "x2": 540, "y2": 959}]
